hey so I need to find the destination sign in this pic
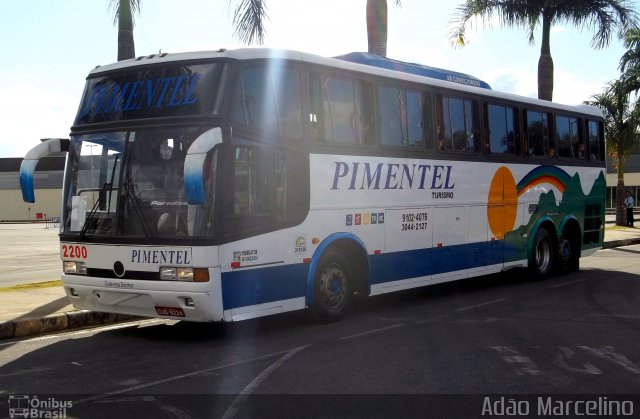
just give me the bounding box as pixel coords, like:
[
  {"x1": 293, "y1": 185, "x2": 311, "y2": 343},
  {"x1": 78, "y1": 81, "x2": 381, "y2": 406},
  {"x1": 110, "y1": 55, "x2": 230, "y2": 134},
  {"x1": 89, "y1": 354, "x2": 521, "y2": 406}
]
[{"x1": 74, "y1": 63, "x2": 221, "y2": 124}]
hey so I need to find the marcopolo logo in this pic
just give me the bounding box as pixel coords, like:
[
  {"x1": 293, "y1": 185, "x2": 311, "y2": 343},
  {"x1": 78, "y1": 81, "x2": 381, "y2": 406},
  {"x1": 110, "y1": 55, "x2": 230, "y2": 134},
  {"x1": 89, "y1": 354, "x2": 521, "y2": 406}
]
[
  {"x1": 294, "y1": 237, "x2": 307, "y2": 254},
  {"x1": 8, "y1": 395, "x2": 72, "y2": 418}
]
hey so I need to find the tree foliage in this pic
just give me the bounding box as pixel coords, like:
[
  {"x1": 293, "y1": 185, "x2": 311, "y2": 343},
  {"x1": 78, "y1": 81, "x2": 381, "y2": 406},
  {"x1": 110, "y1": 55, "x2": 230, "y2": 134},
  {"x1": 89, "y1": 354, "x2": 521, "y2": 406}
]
[
  {"x1": 231, "y1": 0, "x2": 269, "y2": 45},
  {"x1": 231, "y1": 0, "x2": 401, "y2": 57},
  {"x1": 449, "y1": 0, "x2": 637, "y2": 101},
  {"x1": 587, "y1": 77, "x2": 640, "y2": 224}
]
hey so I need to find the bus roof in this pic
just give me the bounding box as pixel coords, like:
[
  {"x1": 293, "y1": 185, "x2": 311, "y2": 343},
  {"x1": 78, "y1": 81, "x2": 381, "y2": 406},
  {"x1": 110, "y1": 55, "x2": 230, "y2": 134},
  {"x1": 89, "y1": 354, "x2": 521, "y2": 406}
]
[
  {"x1": 333, "y1": 52, "x2": 492, "y2": 90},
  {"x1": 87, "y1": 48, "x2": 603, "y2": 118}
]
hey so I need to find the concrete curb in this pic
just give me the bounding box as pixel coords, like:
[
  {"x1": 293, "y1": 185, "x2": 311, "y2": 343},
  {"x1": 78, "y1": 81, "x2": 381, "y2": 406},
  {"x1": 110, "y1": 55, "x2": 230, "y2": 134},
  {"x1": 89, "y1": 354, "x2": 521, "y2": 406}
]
[
  {"x1": 602, "y1": 238, "x2": 640, "y2": 249},
  {"x1": 0, "y1": 311, "x2": 141, "y2": 340}
]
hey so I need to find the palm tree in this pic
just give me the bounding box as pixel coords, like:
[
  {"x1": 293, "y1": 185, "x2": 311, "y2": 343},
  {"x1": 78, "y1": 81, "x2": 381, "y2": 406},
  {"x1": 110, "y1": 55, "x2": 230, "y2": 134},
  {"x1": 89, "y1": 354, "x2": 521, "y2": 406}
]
[
  {"x1": 366, "y1": 0, "x2": 401, "y2": 57},
  {"x1": 619, "y1": 27, "x2": 640, "y2": 93},
  {"x1": 586, "y1": 79, "x2": 640, "y2": 225},
  {"x1": 449, "y1": 0, "x2": 637, "y2": 101},
  {"x1": 108, "y1": 0, "x2": 142, "y2": 61},
  {"x1": 231, "y1": 0, "x2": 401, "y2": 57}
]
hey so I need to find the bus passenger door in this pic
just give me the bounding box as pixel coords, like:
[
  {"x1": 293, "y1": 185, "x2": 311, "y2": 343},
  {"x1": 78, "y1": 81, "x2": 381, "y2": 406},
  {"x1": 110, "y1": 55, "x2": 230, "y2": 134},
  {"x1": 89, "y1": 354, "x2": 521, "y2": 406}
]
[
  {"x1": 380, "y1": 208, "x2": 433, "y2": 292},
  {"x1": 469, "y1": 205, "x2": 504, "y2": 271},
  {"x1": 469, "y1": 205, "x2": 492, "y2": 271},
  {"x1": 432, "y1": 206, "x2": 468, "y2": 284}
]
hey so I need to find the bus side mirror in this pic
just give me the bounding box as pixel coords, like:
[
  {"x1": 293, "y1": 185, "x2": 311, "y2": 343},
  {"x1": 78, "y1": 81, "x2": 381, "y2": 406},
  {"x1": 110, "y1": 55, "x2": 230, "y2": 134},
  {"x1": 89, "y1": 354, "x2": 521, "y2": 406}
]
[
  {"x1": 20, "y1": 138, "x2": 69, "y2": 203},
  {"x1": 184, "y1": 128, "x2": 222, "y2": 205}
]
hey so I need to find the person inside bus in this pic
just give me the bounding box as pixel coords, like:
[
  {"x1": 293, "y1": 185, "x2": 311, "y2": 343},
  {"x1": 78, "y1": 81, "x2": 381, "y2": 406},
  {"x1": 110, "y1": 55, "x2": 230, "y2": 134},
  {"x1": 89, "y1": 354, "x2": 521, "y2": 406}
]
[
  {"x1": 548, "y1": 147, "x2": 556, "y2": 158},
  {"x1": 453, "y1": 131, "x2": 469, "y2": 151},
  {"x1": 156, "y1": 138, "x2": 187, "y2": 236},
  {"x1": 576, "y1": 142, "x2": 586, "y2": 159},
  {"x1": 522, "y1": 134, "x2": 531, "y2": 157},
  {"x1": 436, "y1": 125, "x2": 446, "y2": 151},
  {"x1": 483, "y1": 128, "x2": 491, "y2": 154}
]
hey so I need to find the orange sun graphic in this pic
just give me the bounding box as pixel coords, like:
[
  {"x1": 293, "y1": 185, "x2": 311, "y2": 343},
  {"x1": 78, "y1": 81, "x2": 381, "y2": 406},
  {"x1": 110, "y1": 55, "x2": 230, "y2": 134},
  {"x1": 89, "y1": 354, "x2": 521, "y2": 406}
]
[{"x1": 487, "y1": 166, "x2": 519, "y2": 240}]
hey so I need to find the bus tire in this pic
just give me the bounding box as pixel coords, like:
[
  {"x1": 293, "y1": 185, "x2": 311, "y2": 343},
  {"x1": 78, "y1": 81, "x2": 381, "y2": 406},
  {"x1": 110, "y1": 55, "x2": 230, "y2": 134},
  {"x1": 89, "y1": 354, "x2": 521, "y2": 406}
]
[
  {"x1": 557, "y1": 230, "x2": 580, "y2": 273},
  {"x1": 310, "y1": 250, "x2": 352, "y2": 322},
  {"x1": 530, "y1": 227, "x2": 554, "y2": 278}
]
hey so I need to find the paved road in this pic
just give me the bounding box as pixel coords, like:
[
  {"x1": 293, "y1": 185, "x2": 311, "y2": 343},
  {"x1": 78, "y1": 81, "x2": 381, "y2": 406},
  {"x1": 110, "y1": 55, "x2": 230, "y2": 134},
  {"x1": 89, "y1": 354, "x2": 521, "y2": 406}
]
[
  {"x1": 0, "y1": 223, "x2": 59, "y2": 287},
  {"x1": 1, "y1": 245, "x2": 639, "y2": 418}
]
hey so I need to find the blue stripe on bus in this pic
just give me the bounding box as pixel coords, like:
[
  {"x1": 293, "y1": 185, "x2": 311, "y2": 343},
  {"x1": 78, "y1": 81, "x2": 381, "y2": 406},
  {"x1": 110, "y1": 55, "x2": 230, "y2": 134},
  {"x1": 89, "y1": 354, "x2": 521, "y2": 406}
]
[
  {"x1": 221, "y1": 263, "x2": 310, "y2": 310},
  {"x1": 369, "y1": 240, "x2": 512, "y2": 283},
  {"x1": 221, "y1": 240, "x2": 522, "y2": 310}
]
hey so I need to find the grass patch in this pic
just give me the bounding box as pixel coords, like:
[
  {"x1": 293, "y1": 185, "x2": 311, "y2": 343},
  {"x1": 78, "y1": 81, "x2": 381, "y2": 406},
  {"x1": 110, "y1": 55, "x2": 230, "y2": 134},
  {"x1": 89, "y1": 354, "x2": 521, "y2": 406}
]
[
  {"x1": 0, "y1": 280, "x2": 63, "y2": 292},
  {"x1": 605, "y1": 225, "x2": 632, "y2": 231}
]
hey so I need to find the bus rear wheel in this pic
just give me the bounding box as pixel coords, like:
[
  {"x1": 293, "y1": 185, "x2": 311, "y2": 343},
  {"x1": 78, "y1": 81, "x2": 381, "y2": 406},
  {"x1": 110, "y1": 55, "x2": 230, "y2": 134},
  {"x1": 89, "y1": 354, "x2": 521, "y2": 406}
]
[
  {"x1": 311, "y1": 251, "x2": 352, "y2": 322},
  {"x1": 530, "y1": 227, "x2": 554, "y2": 278}
]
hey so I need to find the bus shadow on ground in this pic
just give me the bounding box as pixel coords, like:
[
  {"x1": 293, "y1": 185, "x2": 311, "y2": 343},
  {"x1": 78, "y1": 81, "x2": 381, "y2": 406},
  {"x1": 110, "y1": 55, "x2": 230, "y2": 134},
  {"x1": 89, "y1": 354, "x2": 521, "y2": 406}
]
[{"x1": 107, "y1": 267, "x2": 591, "y2": 342}]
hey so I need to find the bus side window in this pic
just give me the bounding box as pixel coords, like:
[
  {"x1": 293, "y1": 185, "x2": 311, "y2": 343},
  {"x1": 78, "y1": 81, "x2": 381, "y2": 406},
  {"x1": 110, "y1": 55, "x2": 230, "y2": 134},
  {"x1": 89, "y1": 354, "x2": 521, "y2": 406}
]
[
  {"x1": 226, "y1": 142, "x2": 308, "y2": 236},
  {"x1": 231, "y1": 146, "x2": 269, "y2": 216},
  {"x1": 312, "y1": 75, "x2": 367, "y2": 145},
  {"x1": 378, "y1": 86, "x2": 406, "y2": 147},
  {"x1": 275, "y1": 148, "x2": 307, "y2": 224},
  {"x1": 360, "y1": 83, "x2": 376, "y2": 145},
  {"x1": 232, "y1": 66, "x2": 302, "y2": 140},
  {"x1": 437, "y1": 94, "x2": 478, "y2": 152},
  {"x1": 555, "y1": 115, "x2": 580, "y2": 159},
  {"x1": 407, "y1": 90, "x2": 427, "y2": 147},
  {"x1": 309, "y1": 74, "x2": 325, "y2": 142},
  {"x1": 377, "y1": 86, "x2": 424, "y2": 148},
  {"x1": 587, "y1": 119, "x2": 603, "y2": 161},
  {"x1": 526, "y1": 110, "x2": 551, "y2": 157},
  {"x1": 485, "y1": 103, "x2": 516, "y2": 155}
]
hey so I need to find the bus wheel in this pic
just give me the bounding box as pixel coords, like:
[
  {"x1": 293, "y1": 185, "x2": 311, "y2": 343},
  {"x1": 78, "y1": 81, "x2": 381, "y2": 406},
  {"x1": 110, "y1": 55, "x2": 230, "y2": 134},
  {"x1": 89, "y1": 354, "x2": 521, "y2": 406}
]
[
  {"x1": 558, "y1": 231, "x2": 579, "y2": 273},
  {"x1": 311, "y1": 251, "x2": 352, "y2": 322},
  {"x1": 530, "y1": 227, "x2": 554, "y2": 278}
]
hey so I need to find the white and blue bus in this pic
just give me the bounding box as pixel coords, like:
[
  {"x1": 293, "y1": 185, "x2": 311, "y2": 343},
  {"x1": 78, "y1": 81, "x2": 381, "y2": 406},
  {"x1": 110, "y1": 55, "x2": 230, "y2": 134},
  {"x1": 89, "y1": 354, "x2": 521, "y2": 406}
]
[{"x1": 20, "y1": 48, "x2": 606, "y2": 322}]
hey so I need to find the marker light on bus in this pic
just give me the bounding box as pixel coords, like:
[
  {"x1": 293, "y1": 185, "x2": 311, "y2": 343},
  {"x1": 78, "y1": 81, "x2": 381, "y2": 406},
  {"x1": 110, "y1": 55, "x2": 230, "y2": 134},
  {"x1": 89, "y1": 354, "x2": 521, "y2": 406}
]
[
  {"x1": 63, "y1": 261, "x2": 87, "y2": 275},
  {"x1": 160, "y1": 267, "x2": 209, "y2": 282}
]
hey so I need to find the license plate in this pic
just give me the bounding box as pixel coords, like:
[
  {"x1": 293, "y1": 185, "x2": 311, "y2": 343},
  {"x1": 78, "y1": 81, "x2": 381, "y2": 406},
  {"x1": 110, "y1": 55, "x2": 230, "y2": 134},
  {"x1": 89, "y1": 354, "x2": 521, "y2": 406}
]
[{"x1": 155, "y1": 306, "x2": 185, "y2": 317}]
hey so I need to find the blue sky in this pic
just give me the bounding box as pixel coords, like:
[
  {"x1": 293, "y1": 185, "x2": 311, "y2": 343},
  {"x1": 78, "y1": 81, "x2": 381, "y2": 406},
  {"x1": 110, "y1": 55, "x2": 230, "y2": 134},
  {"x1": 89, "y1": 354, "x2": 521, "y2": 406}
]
[{"x1": 0, "y1": 0, "x2": 635, "y2": 157}]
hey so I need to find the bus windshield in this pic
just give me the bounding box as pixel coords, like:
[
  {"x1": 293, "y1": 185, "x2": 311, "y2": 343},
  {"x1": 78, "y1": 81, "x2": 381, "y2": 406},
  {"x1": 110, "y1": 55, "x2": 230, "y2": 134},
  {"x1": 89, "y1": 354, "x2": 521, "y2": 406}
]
[{"x1": 62, "y1": 126, "x2": 219, "y2": 240}]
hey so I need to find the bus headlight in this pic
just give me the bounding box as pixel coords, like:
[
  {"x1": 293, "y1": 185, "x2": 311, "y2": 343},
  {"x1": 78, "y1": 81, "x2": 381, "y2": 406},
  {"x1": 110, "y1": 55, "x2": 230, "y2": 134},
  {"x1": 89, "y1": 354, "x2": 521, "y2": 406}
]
[
  {"x1": 159, "y1": 267, "x2": 209, "y2": 282},
  {"x1": 63, "y1": 261, "x2": 87, "y2": 275},
  {"x1": 160, "y1": 267, "x2": 178, "y2": 281},
  {"x1": 177, "y1": 268, "x2": 194, "y2": 282}
]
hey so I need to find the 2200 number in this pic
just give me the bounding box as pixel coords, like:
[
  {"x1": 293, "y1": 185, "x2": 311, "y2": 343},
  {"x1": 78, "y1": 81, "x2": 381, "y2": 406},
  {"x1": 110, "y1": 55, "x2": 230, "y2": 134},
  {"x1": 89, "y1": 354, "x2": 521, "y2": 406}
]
[{"x1": 62, "y1": 244, "x2": 88, "y2": 259}]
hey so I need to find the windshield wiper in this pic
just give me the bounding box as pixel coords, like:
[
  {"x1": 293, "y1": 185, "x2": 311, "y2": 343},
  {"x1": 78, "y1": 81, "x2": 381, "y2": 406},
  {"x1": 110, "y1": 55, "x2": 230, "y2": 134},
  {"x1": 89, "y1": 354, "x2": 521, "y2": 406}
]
[
  {"x1": 79, "y1": 182, "x2": 112, "y2": 239},
  {"x1": 79, "y1": 155, "x2": 119, "y2": 239}
]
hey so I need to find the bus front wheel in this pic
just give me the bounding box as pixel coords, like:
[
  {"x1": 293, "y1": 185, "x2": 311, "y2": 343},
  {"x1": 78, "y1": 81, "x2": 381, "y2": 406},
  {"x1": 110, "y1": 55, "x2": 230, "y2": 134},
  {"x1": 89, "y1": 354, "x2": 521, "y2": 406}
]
[
  {"x1": 311, "y1": 251, "x2": 352, "y2": 322},
  {"x1": 530, "y1": 227, "x2": 554, "y2": 278}
]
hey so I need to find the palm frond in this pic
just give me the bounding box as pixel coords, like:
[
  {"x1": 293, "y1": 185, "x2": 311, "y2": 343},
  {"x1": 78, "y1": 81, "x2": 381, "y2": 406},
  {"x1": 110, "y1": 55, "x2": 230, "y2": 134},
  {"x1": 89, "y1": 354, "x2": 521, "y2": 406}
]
[
  {"x1": 108, "y1": 0, "x2": 142, "y2": 27},
  {"x1": 232, "y1": 0, "x2": 269, "y2": 45},
  {"x1": 448, "y1": 0, "x2": 538, "y2": 47},
  {"x1": 551, "y1": 0, "x2": 637, "y2": 49},
  {"x1": 620, "y1": 27, "x2": 640, "y2": 71}
]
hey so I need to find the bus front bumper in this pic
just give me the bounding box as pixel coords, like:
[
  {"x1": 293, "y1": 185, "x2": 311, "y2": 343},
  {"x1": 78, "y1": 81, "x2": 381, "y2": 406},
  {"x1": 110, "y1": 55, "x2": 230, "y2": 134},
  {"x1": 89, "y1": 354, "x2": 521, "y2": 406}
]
[{"x1": 61, "y1": 274, "x2": 223, "y2": 322}]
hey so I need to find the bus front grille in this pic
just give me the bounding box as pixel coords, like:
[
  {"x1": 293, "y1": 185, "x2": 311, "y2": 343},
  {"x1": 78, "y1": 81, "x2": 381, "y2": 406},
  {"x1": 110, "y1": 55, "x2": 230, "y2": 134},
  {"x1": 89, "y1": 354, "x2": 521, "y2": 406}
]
[{"x1": 87, "y1": 268, "x2": 160, "y2": 281}]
